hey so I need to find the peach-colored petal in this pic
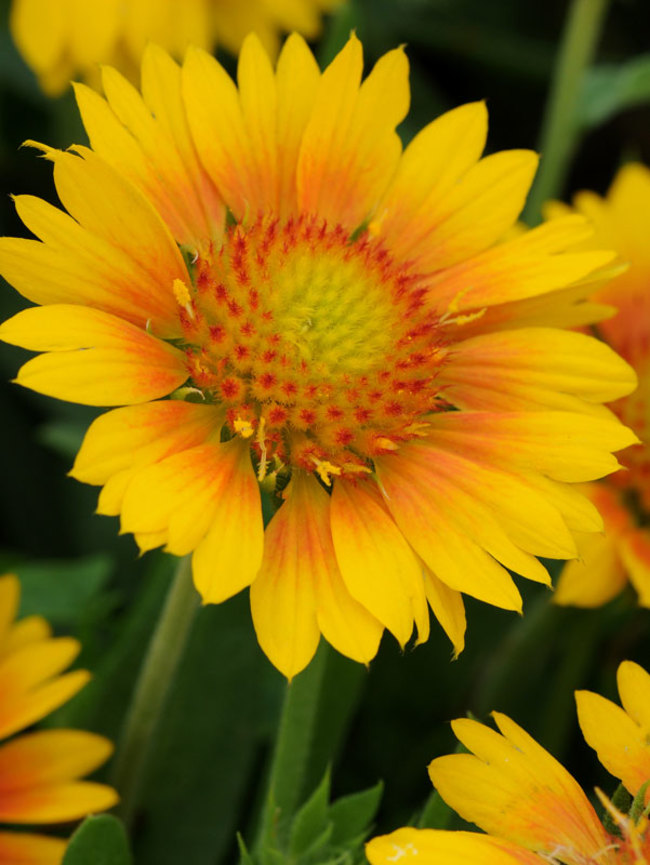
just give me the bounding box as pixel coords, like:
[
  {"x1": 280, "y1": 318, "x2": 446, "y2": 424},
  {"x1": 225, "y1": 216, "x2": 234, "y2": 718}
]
[
  {"x1": 183, "y1": 42, "x2": 268, "y2": 220},
  {"x1": 426, "y1": 219, "x2": 614, "y2": 316},
  {"x1": 76, "y1": 46, "x2": 224, "y2": 250},
  {"x1": 429, "y1": 713, "x2": 610, "y2": 859},
  {"x1": 293, "y1": 475, "x2": 383, "y2": 665},
  {"x1": 420, "y1": 411, "x2": 637, "y2": 484},
  {"x1": 0, "y1": 780, "x2": 118, "y2": 824},
  {"x1": 121, "y1": 440, "x2": 243, "y2": 556},
  {"x1": 440, "y1": 328, "x2": 636, "y2": 414},
  {"x1": 0, "y1": 730, "x2": 113, "y2": 791},
  {"x1": 330, "y1": 479, "x2": 426, "y2": 647},
  {"x1": 0, "y1": 830, "x2": 66, "y2": 865},
  {"x1": 70, "y1": 401, "x2": 222, "y2": 514},
  {"x1": 191, "y1": 440, "x2": 263, "y2": 604},
  {"x1": 249, "y1": 476, "x2": 320, "y2": 679},
  {"x1": 0, "y1": 305, "x2": 188, "y2": 406},
  {"x1": 373, "y1": 101, "x2": 488, "y2": 251},
  {"x1": 297, "y1": 35, "x2": 409, "y2": 229},
  {"x1": 619, "y1": 529, "x2": 650, "y2": 607},
  {"x1": 375, "y1": 448, "x2": 527, "y2": 611}
]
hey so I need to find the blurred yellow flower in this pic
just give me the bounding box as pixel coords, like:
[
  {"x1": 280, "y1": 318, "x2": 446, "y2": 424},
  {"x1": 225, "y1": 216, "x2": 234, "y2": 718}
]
[
  {"x1": 10, "y1": 0, "x2": 341, "y2": 95},
  {"x1": 367, "y1": 660, "x2": 650, "y2": 865},
  {"x1": 0, "y1": 35, "x2": 639, "y2": 678},
  {"x1": 553, "y1": 164, "x2": 650, "y2": 609},
  {"x1": 0, "y1": 574, "x2": 117, "y2": 865}
]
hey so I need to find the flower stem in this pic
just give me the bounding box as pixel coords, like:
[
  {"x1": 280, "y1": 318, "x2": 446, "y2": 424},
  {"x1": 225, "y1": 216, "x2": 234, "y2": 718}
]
[
  {"x1": 524, "y1": 0, "x2": 610, "y2": 223},
  {"x1": 255, "y1": 641, "x2": 362, "y2": 851},
  {"x1": 112, "y1": 554, "x2": 199, "y2": 828}
]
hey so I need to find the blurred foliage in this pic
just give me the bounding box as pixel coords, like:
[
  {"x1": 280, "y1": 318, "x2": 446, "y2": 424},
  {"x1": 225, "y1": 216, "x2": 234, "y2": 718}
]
[
  {"x1": 63, "y1": 816, "x2": 133, "y2": 865},
  {"x1": 242, "y1": 771, "x2": 383, "y2": 865},
  {"x1": 0, "y1": 0, "x2": 649, "y2": 863}
]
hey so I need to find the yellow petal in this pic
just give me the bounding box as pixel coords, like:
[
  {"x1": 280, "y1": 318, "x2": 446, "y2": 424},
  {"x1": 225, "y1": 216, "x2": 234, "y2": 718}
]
[
  {"x1": 1, "y1": 305, "x2": 188, "y2": 406},
  {"x1": 553, "y1": 532, "x2": 626, "y2": 608},
  {"x1": 297, "y1": 37, "x2": 409, "y2": 229},
  {"x1": 191, "y1": 440, "x2": 263, "y2": 604},
  {"x1": 71, "y1": 401, "x2": 221, "y2": 487},
  {"x1": 0, "y1": 830, "x2": 66, "y2": 865},
  {"x1": 367, "y1": 828, "x2": 541, "y2": 865},
  {"x1": 375, "y1": 451, "x2": 523, "y2": 611},
  {"x1": 182, "y1": 46, "x2": 256, "y2": 221},
  {"x1": 249, "y1": 477, "x2": 321, "y2": 679},
  {"x1": 0, "y1": 730, "x2": 113, "y2": 790},
  {"x1": 0, "y1": 780, "x2": 118, "y2": 824},
  {"x1": 576, "y1": 686, "x2": 650, "y2": 800},
  {"x1": 27, "y1": 143, "x2": 188, "y2": 334},
  {"x1": 121, "y1": 441, "x2": 239, "y2": 556},
  {"x1": 422, "y1": 411, "x2": 638, "y2": 484},
  {"x1": 0, "y1": 670, "x2": 90, "y2": 741},
  {"x1": 422, "y1": 564, "x2": 466, "y2": 657},
  {"x1": 429, "y1": 713, "x2": 609, "y2": 858},
  {"x1": 441, "y1": 328, "x2": 636, "y2": 414},
  {"x1": 617, "y1": 660, "x2": 650, "y2": 730},
  {"x1": 619, "y1": 529, "x2": 650, "y2": 607},
  {"x1": 287, "y1": 475, "x2": 383, "y2": 666},
  {"x1": 275, "y1": 33, "x2": 321, "y2": 215},
  {"x1": 0, "y1": 575, "x2": 20, "y2": 650},
  {"x1": 1, "y1": 193, "x2": 180, "y2": 337},
  {"x1": 330, "y1": 479, "x2": 424, "y2": 647},
  {"x1": 4, "y1": 616, "x2": 51, "y2": 654},
  {"x1": 375, "y1": 101, "x2": 488, "y2": 247}
]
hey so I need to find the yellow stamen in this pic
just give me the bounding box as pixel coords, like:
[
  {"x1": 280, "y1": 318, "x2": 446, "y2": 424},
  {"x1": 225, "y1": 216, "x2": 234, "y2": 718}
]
[
  {"x1": 342, "y1": 463, "x2": 372, "y2": 474},
  {"x1": 173, "y1": 278, "x2": 194, "y2": 318},
  {"x1": 375, "y1": 437, "x2": 399, "y2": 451},
  {"x1": 312, "y1": 458, "x2": 342, "y2": 486},
  {"x1": 256, "y1": 416, "x2": 268, "y2": 482},
  {"x1": 234, "y1": 418, "x2": 254, "y2": 438},
  {"x1": 439, "y1": 289, "x2": 486, "y2": 328}
]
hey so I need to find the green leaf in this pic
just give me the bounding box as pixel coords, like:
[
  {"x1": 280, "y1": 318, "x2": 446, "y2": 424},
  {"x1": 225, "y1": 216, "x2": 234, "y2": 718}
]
[
  {"x1": 237, "y1": 833, "x2": 255, "y2": 865},
  {"x1": 289, "y1": 770, "x2": 331, "y2": 858},
  {"x1": 578, "y1": 55, "x2": 650, "y2": 129},
  {"x1": 15, "y1": 554, "x2": 112, "y2": 625},
  {"x1": 62, "y1": 815, "x2": 132, "y2": 865},
  {"x1": 329, "y1": 781, "x2": 383, "y2": 846},
  {"x1": 134, "y1": 592, "x2": 282, "y2": 865},
  {"x1": 416, "y1": 789, "x2": 454, "y2": 829}
]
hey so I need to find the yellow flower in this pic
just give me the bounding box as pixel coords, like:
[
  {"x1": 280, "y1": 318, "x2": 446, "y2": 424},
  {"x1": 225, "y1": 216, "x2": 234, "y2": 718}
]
[
  {"x1": 0, "y1": 574, "x2": 118, "y2": 865},
  {"x1": 0, "y1": 35, "x2": 639, "y2": 678},
  {"x1": 366, "y1": 660, "x2": 650, "y2": 865},
  {"x1": 10, "y1": 0, "x2": 341, "y2": 95},
  {"x1": 553, "y1": 164, "x2": 650, "y2": 609}
]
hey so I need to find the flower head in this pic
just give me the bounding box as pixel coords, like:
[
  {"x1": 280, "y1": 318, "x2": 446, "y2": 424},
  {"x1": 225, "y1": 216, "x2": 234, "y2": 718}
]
[
  {"x1": 366, "y1": 660, "x2": 650, "y2": 865},
  {"x1": 0, "y1": 35, "x2": 639, "y2": 678},
  {"x1": 0, "y1": 574, "x2": 117, "y2": 864},
  {"x1": 553, "y1": 164, "x2": 650, "y2": 609},
  {"x1": 10, "y1": 0, "x2": 341, "y2": 95}
]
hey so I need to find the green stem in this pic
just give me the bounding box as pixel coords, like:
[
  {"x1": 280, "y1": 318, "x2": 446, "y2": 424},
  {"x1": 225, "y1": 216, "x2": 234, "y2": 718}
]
[
  {"x1": 111, "y1": 555, "x2": 199, "y2": 828},
  {"x1": 524, "y1": 0, "x2": 610, "y2": 223},
  {"x1": 255, "y1": 642, "x2": 332, "y2": 851}
]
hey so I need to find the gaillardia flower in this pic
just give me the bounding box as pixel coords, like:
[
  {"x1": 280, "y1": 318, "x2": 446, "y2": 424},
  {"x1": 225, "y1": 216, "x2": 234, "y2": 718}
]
[
  {"x1": 0, "y1": 574, "x2": 117, "y2": 864},
  {"x1": 0, "y1": 35, "x2": 639, "y2": 678},
  {"x1": 366, "y1": 660, "x2": 650, "y2": 865},
  {"x1": 553, "y1": 164, "x2": 650, "y2": 609},
  {"x1": 10, "y1": 0, "x2": 341, "y2": 95}
]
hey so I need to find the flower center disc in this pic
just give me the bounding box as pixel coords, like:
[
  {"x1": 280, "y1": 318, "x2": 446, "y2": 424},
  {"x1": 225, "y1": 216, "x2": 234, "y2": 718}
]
[{"x1": 178, "y1": 215, "x2": 446, "y2": 478}]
